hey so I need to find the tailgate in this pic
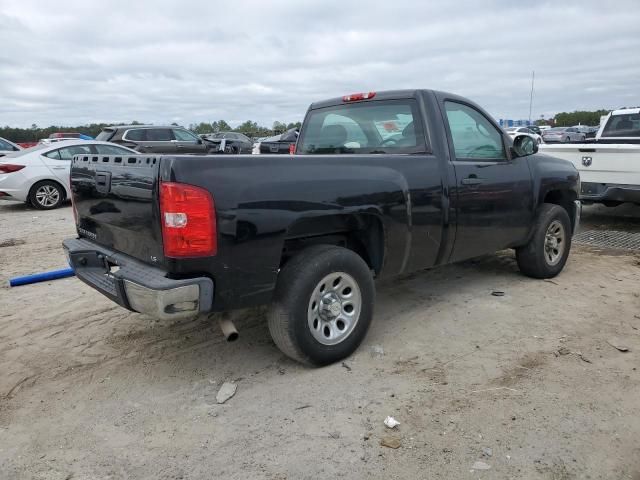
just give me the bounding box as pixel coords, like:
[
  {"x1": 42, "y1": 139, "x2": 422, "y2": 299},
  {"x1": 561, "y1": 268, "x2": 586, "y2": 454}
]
[
  {"x1": 70, "y1": 153, "x2": 164, "y2": 265},
  {"x1": 539, "y1": 144, "x2": 640, "y2": 185}
]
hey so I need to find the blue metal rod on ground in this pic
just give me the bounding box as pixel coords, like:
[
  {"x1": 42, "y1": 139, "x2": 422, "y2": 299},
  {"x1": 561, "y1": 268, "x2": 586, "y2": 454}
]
[{"x1": 9, "y1": 267, "x2": 75, "y2": 287}]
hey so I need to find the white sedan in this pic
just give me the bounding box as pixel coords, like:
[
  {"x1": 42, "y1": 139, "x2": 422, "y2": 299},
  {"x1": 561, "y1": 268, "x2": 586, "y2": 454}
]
[
  {"x1": 505, "y1": 127, "x2": 543, "y2": 145},
  {"x1": 0, "y1": 140, "x2": 137, "y2": 209}
]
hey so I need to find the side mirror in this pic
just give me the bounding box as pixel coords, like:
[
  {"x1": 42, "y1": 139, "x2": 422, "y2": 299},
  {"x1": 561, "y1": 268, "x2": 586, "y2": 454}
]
[
  {"x1": 512, "y1": 135, "x2": 538, "y2": 157},
  {"x1": 197, "y1": 138, "x2": 203, "y2": 144}
]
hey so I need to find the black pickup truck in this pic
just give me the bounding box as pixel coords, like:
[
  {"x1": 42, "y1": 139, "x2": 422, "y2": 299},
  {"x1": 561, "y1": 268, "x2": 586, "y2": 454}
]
[{"x1": 63, "y1": 89, "x2": 580, "y2": 366}]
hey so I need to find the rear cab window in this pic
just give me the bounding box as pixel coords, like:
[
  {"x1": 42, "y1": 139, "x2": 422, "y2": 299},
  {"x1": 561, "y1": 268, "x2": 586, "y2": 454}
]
[
  {"x1": 297, "y1": 99, "x2": 426, "y2": 154},
  {"x1": 602, "y1": 114, "x2": 640, "y2": 137}
]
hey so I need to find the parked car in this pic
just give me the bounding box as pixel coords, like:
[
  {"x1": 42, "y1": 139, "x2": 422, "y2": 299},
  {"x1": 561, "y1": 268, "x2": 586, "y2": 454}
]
[
  {"x1": 96, "y1": 125, "x2": 216, "y2": 154},
  {"x1": 527, "y1": 125, "x2": 543, "y2": 136},
  {"x1": 585, "y1": 126, "x2": 600, "y2": 139},
  {"x1": 201, "y1": 132, "x2": 253, "y2": 154},
  {"x1": 0, "y1": 140, "x2": 136, "y2": 209},
  {"x1": 539, "y1": 107, "x2": 640, "y2": 206},
  {"x1": 64, "y1": 88, "x2": 580, "y2": 366},
  {"x1": 0, "y1": 137, "x2": 22, "y2": 157},
  {"x1": 541, "y1": 127, "x2": 586, "y2": 143},
  {"x1": 505, "y1": 127, "x2": 542, "y2": 144},
  {"x1": 259, "y1": 128, "x2": 299, "y2": 154}
]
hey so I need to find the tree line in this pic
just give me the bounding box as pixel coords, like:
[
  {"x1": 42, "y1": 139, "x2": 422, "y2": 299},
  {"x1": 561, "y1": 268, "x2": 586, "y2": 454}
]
[
  {"x1": 0, "y1": 109, "x2": 614, "y2": 143},
  {"x1": 538, "y1": 109, "x2": 610, "y2": 127},
  {"x1": 0, "y1": 120, "x2": 302, "y2": 143}
]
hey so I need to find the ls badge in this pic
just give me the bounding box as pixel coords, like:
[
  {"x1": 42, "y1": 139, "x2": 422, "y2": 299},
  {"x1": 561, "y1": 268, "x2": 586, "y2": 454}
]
[{"x1": 582, "y1": 156, "x2": 593, "y2": 167}]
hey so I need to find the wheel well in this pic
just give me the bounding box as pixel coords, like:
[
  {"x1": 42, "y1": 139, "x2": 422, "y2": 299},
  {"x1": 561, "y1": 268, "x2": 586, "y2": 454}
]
[
  {"x1": 543, "y1": 189, "x2": 576, "y2": 228},
  {"x1": 282, "y1": 214, "x2": 384, "y2": 274},
  {"x1": 29, "y1": 179, "x2": 67, "y2": 201}
]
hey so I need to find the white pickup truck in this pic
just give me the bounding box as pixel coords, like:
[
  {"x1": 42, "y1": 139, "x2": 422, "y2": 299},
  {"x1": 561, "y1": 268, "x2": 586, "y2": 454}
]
[{"x1": 540, "y1": 107, "x2": 640, "y2": 206}]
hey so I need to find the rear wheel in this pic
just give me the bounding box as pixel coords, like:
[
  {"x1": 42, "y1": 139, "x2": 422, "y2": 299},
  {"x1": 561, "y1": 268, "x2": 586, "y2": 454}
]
[
  {"x1": 29, "y1": 180, "x2": 64, "y2": 210},
  {"x1": 516, "y1": 204, "x2": 572, "y2": 278},
  {"x1": 267, "y1": 245, "x2": 375, "y2": 366}
]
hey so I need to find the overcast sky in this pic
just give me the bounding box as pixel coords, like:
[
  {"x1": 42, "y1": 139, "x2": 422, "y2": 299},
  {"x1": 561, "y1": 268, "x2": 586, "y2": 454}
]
[{"x1": 1, "y1": 0, "x2": 639, "y2": 128}]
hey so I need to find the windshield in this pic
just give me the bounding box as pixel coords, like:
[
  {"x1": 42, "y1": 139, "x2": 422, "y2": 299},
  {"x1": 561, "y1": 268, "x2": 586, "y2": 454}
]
[{"x1": 298, "y1": 99, "x2": 425, "y2": 154}]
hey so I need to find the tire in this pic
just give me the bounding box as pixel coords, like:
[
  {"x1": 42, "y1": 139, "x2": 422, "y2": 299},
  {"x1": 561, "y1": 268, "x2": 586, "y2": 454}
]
[
  {"x1": 29, "y1": 180, "x2": 64, "y2": 210},
  {"x1": 563, "y1": 136, "x2": 570, "y2": 143},
  {"x1": 267, "y1": 245, "x2": 375, "y2": 366},
  {"x1": 516, "y1": 204, "x2": 572, "y2": 279}
]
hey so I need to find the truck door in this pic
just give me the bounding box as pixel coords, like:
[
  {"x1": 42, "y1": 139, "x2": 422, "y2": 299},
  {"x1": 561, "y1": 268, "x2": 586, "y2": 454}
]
[{"x1": 443, "y1": 100, "x2": 534, "y2": 262}]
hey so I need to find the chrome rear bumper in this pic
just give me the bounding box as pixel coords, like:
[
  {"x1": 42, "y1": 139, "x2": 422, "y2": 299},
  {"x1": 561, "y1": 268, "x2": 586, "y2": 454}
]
[{"x1": 63, "y1": 237, "x2": 214, "y2": 320}]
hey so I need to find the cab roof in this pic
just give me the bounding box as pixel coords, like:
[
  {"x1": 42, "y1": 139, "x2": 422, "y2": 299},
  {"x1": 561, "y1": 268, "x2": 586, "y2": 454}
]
[
  {"x1": 309, "y1": 89, "x2": 468, "y2": 110},
  {"x1": 611, "y1": 107, "x2": 640, "y2": 116}
]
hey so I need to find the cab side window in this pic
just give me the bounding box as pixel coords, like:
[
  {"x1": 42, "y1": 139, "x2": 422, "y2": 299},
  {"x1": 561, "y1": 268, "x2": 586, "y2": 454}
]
[{"x1": 445, "y1": 101, "x2": 506, "y2": 160}]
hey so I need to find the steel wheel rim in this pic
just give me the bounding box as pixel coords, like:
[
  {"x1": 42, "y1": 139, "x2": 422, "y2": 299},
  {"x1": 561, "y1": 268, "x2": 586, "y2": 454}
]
[
  {"x1": 35, "y1": 185, "x2": 60, "y2": 207},
  {"x1": 544, "y1": 220, "x2": 565, "y2": 266},
  {"x1": 307, "y1": 272, "x2": 361, "y2": 346}
]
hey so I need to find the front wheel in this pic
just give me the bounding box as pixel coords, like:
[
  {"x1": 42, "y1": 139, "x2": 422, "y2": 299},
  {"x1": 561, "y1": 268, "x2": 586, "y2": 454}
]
[
  {"x1": 267, "y1": 245, "x2": 375, "y2": 366},
  {"x1": 516, "y1": 204, "x2": 572, "y2": 278}
]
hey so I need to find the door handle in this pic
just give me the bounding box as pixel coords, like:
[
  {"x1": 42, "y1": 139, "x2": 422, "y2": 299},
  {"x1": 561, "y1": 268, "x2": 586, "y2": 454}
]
[{"x1": 461, "y1": 177, "x2": 484, "y2": 185}]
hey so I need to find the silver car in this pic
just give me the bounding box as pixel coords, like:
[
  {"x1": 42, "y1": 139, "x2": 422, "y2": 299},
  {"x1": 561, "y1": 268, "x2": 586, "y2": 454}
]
[{"x1": 541, "y1": 127, "x2": 586, "y2": 143}]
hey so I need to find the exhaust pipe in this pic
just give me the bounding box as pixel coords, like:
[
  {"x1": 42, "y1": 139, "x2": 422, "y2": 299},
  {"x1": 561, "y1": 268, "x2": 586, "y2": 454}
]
[{"x1": 218, "y1": 314, "x2": 239, "y2": 342}]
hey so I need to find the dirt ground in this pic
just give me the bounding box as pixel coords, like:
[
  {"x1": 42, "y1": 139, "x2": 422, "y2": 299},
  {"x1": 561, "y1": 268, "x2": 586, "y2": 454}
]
[{"x1": 1, "y1": 200, "x2": 639, "y2": 480}]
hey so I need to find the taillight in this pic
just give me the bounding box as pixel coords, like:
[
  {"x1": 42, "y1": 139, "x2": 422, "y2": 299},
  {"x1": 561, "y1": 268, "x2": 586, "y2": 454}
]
[
  {"x1": 0, "y1": 164, "x2": 25, "y2": 173},
  {"x1": 160, "y1": 182, "x2": 216, "y2": 258},
  {"x1": 342, "y1": 92, "x2": 376, "y2": 102},
  {"x1": 289, "y1": 143, "x2": 296, "y2": 154}
]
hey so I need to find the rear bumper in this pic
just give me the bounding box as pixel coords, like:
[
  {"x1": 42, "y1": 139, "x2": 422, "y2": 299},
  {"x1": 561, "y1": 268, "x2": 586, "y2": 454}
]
[
  {"x1": 63, "y1": 237, "x2": 214, "y2": 320},
  {"x1": 580, "y1": 182, "x2": 640, "y2": 203}
]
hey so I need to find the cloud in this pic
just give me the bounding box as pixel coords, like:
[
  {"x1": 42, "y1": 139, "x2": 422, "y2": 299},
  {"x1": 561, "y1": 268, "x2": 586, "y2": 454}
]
[{"x1": 1, "y1": 0, "x2": 639, "y2": 127}]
